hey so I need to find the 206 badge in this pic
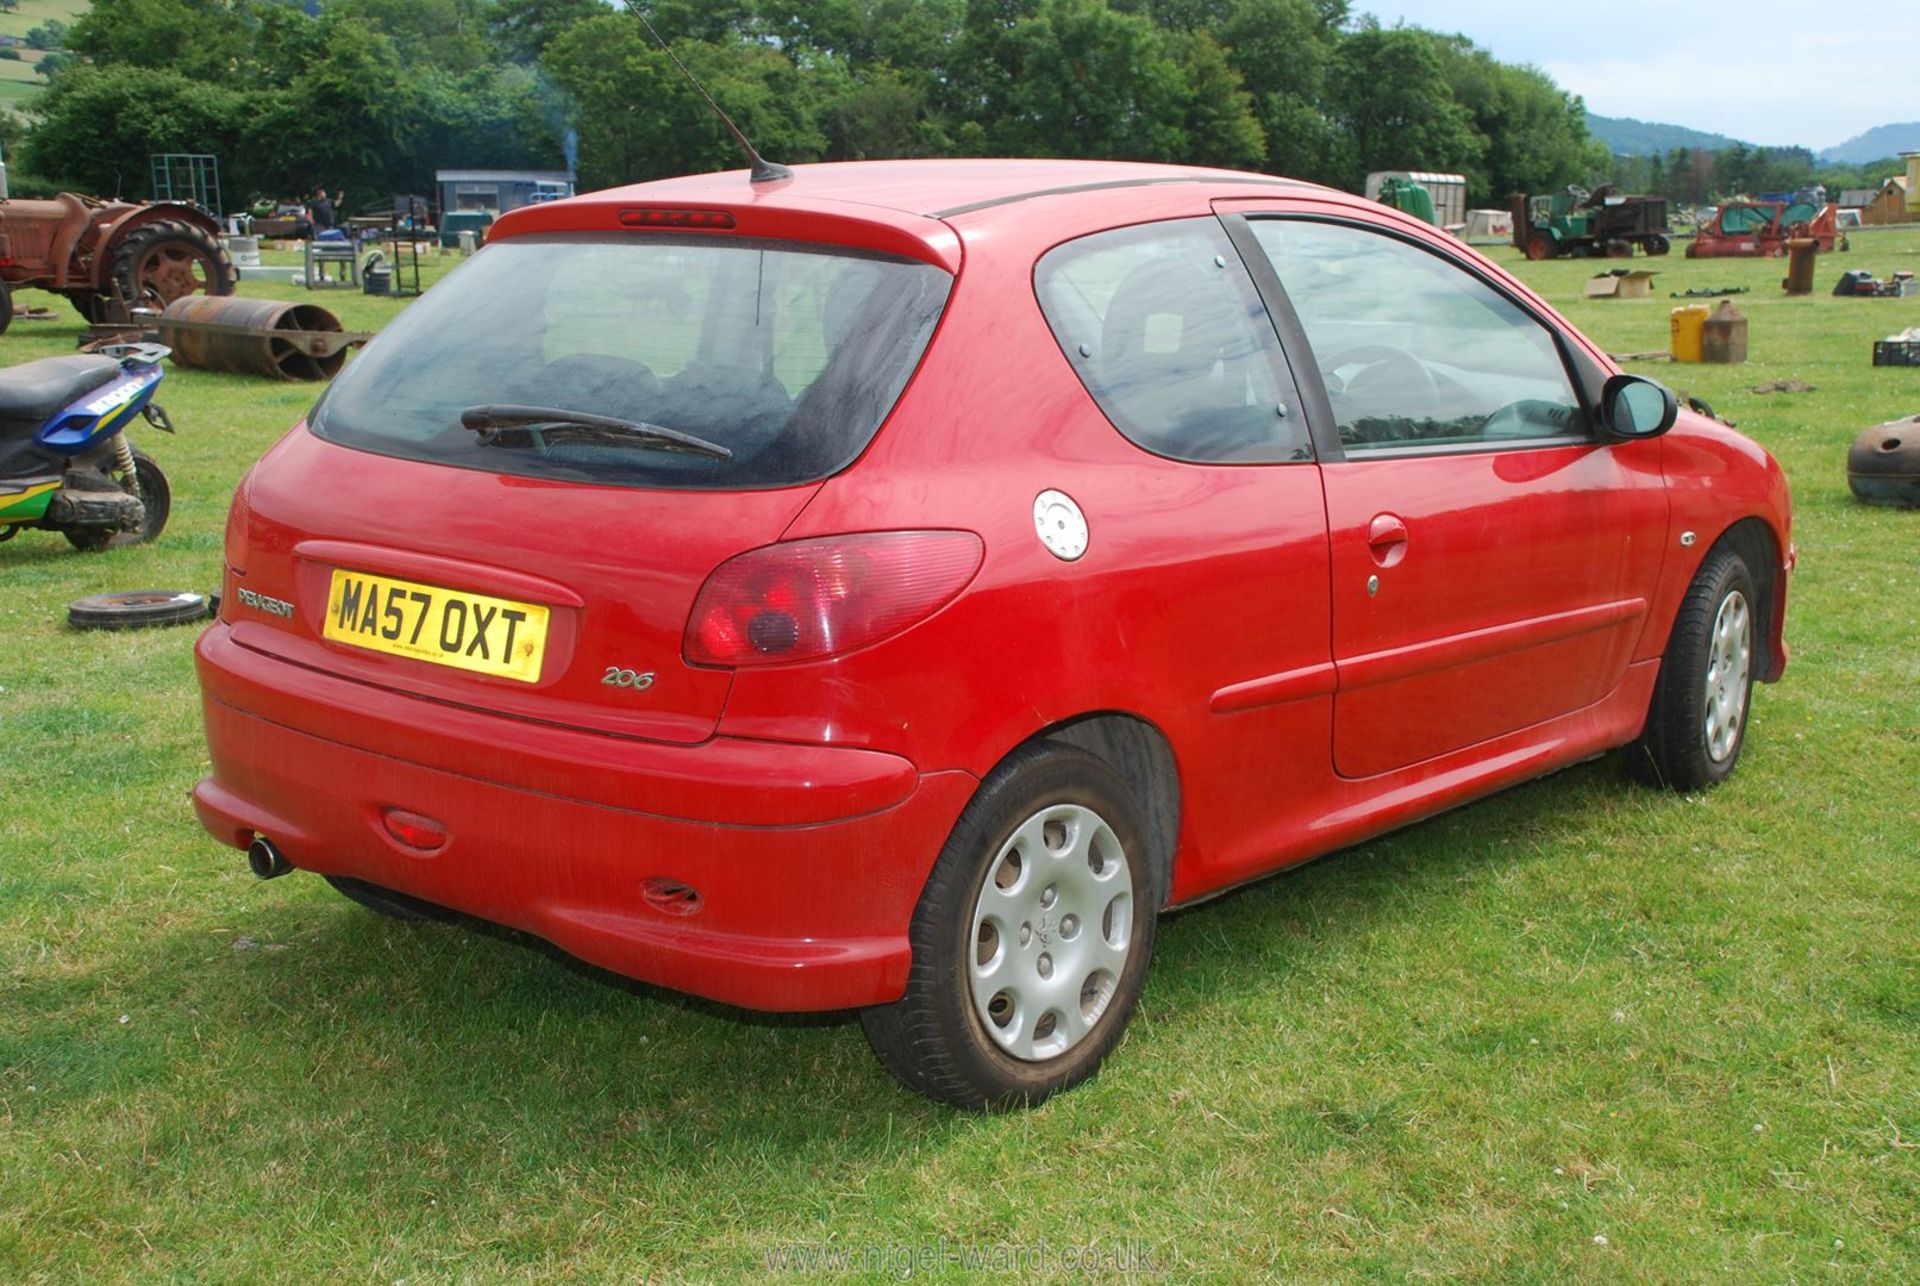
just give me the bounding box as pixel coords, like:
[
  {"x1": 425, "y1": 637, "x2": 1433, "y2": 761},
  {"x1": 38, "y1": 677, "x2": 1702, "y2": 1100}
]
[{"x1": 601, "y1": 666, "x2": 656, "y2": 692}]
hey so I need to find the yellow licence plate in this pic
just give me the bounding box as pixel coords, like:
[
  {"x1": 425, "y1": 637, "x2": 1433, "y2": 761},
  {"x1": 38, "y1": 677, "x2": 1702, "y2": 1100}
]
[{"x1": 322, "y1": 570, "x2": 550, "y2": 684}]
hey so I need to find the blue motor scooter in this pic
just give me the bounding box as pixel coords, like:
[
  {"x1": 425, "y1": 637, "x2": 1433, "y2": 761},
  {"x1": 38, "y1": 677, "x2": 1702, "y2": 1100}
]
[{"x1": 0, "y1": 343, "x2": 176, "y2": 552}]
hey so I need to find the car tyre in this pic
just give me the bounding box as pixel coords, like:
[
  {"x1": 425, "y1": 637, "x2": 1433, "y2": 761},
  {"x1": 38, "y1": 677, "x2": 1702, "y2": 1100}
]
[
  {"x1": 325, "y1": 875, "x2": 456, "y2": 922},
  {"x1": 1628, "y1": 546, "x2": 1757, "y2": 791},
  {"x1": 861, "y1": 741, "x2": 1158, "y2": 1109}
]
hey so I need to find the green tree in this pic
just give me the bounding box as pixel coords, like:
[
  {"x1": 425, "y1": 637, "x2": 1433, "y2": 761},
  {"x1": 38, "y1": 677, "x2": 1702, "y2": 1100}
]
[
  {"x1": 1127, "y1": 0, "x2": 1343, "y2": 179},
  {"x1": 1327, "y1": 26, "x2": 1482, "y2": 190},
  {"x1": 34, "y1": 50, "x2": 78, "y2": 80},
  {"x1": 26, "y1": 19, "x2": 71, "y2": 50},
  {"x1": 21, "y1": 64, "x2": 249, "y2": 196},
  {"x1": 826, "y1": 65, "x2": 950, "y2": 160},
  {"x1": 337, "y1": 0, "x2": 494, "y2": 74},
  {"x1": 68, "y1": 0, "x2": 263, "y2": 82},
  {"x1": 242, "y1": 13, "x2": 425, "y2": 199},
  {"x1": 418, "y1": 63, "x2": 569, "y2": 176},
  {"x1": 955, "y1": 0, "x2": 1194, "y2": 161},
  {"x1": 489, "y1": 0, "x2": 605, "y2": 64},
  {"x1": 1165, "y1": 29, "x2": 1263, "y2": 170},
  {"x1": 1431, "y1": 35, "x2": 1605, "y2": 204},
  {"x1": 540, "y1": 13, "x2": 826, "y2": 187}
]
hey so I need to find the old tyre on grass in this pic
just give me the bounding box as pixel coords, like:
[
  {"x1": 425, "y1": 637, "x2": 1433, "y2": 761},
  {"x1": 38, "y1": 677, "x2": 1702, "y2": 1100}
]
[
  {"x1": 1628, "y1": 546, "x2": 1756, "y2": 791},
  {"x1": 66, "y1": 588, "x2": 210, "y2": 630},
  {"x1": 325, "y1": 875, "x2": 456, "y2": 922},
  {"x1": 861, "y1": 742, "x2": 1158, "y2": 1109},
  {"x1": 107, "y1": 219, "x2": 237, "y2": 312},
  {"x1": 64, "y1": 448, "x2": 169, "y2": 551}
]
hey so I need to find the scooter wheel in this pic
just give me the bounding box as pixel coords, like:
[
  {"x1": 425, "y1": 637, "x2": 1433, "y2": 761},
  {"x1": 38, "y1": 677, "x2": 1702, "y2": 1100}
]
[
  {"x1": 64, "y1": 449, "x2": 170, "y2": 552},
  {"x1": 66, "y1": 590, "x2": 210, "y2": 631}
]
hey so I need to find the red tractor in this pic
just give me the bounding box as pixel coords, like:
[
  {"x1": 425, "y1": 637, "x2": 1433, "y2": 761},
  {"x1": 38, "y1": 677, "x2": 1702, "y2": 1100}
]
[
  {"x1": 1688, "y1": 200, "x2": 1842, "y2": 258},
  {"x1": 0, "y1": 194, "x2": 236, "y2": 336}
]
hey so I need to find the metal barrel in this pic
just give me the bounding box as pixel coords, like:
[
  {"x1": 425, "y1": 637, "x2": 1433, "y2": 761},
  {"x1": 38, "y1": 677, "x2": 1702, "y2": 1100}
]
[{"x1": 158, "y1": 295, "x2": 351, "y2": 380}]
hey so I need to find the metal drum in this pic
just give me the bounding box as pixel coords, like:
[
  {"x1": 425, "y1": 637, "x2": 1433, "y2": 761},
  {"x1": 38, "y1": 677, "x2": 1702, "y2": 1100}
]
[
  {"x1": 1848, "y1": 414, "x2": 1920, "y2": 508},
  {"x1": 158, "y1": 295, "x2": 357, "y2": 380}
]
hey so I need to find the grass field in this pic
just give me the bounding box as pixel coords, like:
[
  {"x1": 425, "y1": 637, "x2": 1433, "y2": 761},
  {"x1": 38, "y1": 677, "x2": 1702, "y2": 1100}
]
[{"x1": 1, "y1": 227, "x2": 1916, "y2": 1280}]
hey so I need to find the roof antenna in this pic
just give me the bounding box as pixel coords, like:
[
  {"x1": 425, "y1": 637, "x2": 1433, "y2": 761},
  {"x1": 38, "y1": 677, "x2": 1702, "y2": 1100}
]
[{"x1": 624, "y1": 4, "x2": 792, "y2": 184}]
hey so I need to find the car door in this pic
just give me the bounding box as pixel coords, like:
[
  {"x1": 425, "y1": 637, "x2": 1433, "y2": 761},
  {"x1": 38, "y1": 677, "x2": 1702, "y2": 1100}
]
[{"x1": 1220, "y1": 203, "x2": 1668, "y2": 779}]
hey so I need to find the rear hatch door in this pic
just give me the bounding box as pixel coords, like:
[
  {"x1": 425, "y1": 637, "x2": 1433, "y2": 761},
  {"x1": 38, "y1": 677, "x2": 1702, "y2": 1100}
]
[{"x1": 226, "y1": 230, "x2": 952, "y2": 744}]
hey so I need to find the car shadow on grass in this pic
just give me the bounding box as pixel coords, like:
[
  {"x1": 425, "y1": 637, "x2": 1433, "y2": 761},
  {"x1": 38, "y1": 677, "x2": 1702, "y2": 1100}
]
[
  {"x1": 12, "y1": 749, "x2": 1670, "y2": 1205},
  {"x1": 233, "y1": 755, "x2": 1637, "y2": 1094}
]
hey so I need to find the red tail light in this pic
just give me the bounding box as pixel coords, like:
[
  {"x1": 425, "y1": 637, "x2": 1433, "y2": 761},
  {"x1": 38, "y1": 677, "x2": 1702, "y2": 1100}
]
[
  {"x1": 685, "y1": 531, "x2": 983, "y2": 667},
  {"x1": 618, "y1": 207, "x2": 737, "y2": 230}
]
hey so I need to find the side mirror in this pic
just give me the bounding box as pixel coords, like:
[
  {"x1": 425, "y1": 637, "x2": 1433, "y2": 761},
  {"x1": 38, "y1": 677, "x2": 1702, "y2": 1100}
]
[{"x1": 1600, "y1": 373, "x2": 1677, "y2": 441}]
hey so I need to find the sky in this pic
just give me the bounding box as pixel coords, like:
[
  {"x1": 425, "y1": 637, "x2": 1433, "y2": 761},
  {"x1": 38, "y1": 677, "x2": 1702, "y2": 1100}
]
[{"x1": 1359, "y1": 0, "x2": 1920, "y2": 151}]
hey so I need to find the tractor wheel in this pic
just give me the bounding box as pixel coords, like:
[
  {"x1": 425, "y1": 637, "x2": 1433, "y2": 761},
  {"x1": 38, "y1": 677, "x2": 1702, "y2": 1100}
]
[
  {"x1": 63, "y1": 291, "x2": 112, "y2": 324},
  {"x1": 0, "y1": 278, "x2": 12, "y2": 337},
  {"x1": 1645, "y1": 235, "x2": 1672, "y2": 256},
  {"x1": 105, "y1": 220, "x2": 236, "y2": 313},
  {"x1": 1526, "y1": 233, "x2": 1555, "y2": 261},
  {"x1": 1605, "y1": 239, "x2": 1633, "y2": 258}
]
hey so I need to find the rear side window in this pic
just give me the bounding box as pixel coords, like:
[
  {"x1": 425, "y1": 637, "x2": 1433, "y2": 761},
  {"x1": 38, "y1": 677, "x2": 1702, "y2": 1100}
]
[
  {"x1": 311, "y1": 235, "x2": 951, "y2": 490},
  {"x1": 1035, "y1": 218, "x2": 1310, "y2": 464}
]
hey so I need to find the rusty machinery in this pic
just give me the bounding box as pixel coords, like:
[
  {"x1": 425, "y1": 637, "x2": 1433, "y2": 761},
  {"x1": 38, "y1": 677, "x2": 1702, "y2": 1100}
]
[
  {"x1": 81, "y1": 296, "x2": 371, "y2": 381},
  {"x1": 0, "y1": 194, "x2": 236, "y2": 336},
  {"x1": 156, "y1": 297, "x2": 367, "y2": 380}
]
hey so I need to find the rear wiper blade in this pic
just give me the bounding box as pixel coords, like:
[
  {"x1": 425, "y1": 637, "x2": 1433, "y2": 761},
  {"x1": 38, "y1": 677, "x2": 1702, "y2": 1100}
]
[{"x1": 460, "y1": 404, "x2": 731, "y2": 460}]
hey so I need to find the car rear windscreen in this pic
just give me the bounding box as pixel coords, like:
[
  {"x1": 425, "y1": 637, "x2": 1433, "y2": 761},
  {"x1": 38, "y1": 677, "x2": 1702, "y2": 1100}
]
[{"x1": 310, "y1": 234, "x2": 952, "y2": 489}]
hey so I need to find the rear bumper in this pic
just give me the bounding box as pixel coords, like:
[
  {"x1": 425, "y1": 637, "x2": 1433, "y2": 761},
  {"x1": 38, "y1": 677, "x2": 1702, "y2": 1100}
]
[{"x1": 194, "y1": 623, "x2": 976, "y2": 1011}]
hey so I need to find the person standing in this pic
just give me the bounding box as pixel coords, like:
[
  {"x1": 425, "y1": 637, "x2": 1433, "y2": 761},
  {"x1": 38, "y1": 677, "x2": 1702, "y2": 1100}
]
[
  {"x1": 310, "y1": 187, "x2": 343, "y2": 282},
  {"x1": 310, "y1": 187, "x2": 339, "y2": 235}
]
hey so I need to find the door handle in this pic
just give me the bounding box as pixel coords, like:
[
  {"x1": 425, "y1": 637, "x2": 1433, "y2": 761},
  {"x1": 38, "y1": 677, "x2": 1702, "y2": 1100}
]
[{"x1": 1366, "y1": 513, "x2": 1409, "y2": 568}]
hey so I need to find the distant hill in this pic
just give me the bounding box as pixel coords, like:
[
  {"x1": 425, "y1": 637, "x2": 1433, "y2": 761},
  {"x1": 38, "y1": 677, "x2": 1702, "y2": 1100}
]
[
  {"x1": 1586, "y1": 113, "x2": 1745, "y2": 157},
  {"x1": 1821, "y1": 122, "x2": 1920, "y2": 164}
]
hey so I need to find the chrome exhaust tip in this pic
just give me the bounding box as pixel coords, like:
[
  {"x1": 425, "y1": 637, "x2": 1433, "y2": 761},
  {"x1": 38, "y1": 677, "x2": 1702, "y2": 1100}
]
[{"x1": 247, "y1": 836, "x2": 293, "y2": 880}]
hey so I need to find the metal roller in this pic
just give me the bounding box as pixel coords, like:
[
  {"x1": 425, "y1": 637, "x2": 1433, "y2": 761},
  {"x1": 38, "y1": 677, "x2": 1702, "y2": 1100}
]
[{"x1": 158, "y1": 295, "x2": 368, "y2": 380}]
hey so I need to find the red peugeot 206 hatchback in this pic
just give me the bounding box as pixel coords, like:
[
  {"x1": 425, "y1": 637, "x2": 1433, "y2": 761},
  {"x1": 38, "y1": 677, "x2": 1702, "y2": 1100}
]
[{"x1": 196, "y1": 160, "x2": 1791, "y2": 1108}]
